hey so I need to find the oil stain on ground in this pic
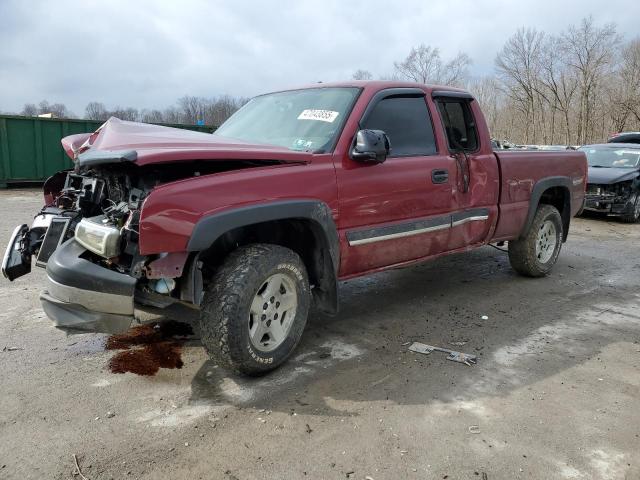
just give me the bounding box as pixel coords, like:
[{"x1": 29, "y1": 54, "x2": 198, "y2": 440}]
[{"x1": 106, "y1": 320, "x2": 193, "y2": 376}]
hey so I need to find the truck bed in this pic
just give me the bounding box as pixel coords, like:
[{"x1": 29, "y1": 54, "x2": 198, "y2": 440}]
[{"x1": 492, "y1": 150, "x2": 587, "y2": 241}]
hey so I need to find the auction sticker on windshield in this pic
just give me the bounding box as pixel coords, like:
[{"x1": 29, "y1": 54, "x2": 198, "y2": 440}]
[{"x1": 297, "y1": 109, "x2": 339, "y2": 123}]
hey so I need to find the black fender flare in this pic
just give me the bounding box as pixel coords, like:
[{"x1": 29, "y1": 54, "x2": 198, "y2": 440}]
[
  {"x1": 186, "y1": 200, "x2": 339, "y2": 314},
  {"x1": 520, "y1": 176, "x2": 572, "y2": 242}
]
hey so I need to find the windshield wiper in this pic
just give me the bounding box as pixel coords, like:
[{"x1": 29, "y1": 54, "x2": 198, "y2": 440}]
[{"x1": 590, "y1": 165, "x2": 607, "y2": 168}]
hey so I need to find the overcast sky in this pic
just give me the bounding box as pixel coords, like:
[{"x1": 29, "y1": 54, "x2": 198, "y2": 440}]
[{"x1": 1, "y1": 0, "x2": 638, "y2": 116}]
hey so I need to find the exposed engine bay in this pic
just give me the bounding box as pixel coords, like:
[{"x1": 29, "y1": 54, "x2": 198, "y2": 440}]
[
  {"x1": 6, "y1": 167, "x2": 147, "y2": 282},
  {"x1": 3, "y1": 159, "x2": 267, "y2": 287}
]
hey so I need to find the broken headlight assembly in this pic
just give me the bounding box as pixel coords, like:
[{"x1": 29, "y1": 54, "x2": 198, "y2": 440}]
[{"x1": 74, "y1": 215, "x2": 122, "y2": 258}]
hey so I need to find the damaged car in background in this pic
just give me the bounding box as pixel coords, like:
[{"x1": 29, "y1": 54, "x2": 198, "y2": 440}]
[
  {"x1": 2, "y1": 82, "x2": 586, "y2": 375},
  {"x1": 579, "y1": 143, "x2": 640, "y2": 222}
]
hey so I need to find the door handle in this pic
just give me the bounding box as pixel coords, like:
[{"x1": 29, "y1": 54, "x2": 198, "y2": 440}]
[{"x1": 431, "y1": 169, "x2": 449, "y2": 184}]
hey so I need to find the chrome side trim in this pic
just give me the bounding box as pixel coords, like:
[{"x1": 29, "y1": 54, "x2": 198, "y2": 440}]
[
  {"x1": 451, "y1": 215, "x2": 489, "y2": 227},
  {"x1": 349, "y1": 222, "x2": 450, "y2": 246},
  {"x1": 346, "y1": 207, "x2": 491, "y2": 247},
  {"x1": 46, "y1": 276, "x2": 134, "y2": 316}
]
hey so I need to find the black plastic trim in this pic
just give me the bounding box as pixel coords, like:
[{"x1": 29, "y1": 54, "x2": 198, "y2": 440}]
[
  {"x1": 360, "y1": 88, "x2": 426, "y2": 125},
  {"x1": 46, "y1": 239, "x2": 136, "y2": 297},
  {"x1": 187, "y1": 200, "x2": 340, "y2": 313},
  {"x1": 431, "y1": 90, "x2": 475, "y2": 100},
  {"x1": 77, "y1": 149, "x2": 137, "y2": 168},
  {"x1": 521, "y1": 176, "x2": 573, "y2": 242}
]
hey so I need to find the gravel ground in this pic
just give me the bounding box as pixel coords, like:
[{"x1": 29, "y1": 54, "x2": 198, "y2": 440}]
[{"x1": 0, "y1": 189, "x2": 639, "y2": 480}]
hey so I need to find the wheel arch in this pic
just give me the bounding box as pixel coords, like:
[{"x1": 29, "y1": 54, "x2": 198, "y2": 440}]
[
  {"x1": 186, "y1": 200, "x2": 339, "y2": 315},
  {"x1": 520, "y1": 177, "x2": 572, "y2": 242}
]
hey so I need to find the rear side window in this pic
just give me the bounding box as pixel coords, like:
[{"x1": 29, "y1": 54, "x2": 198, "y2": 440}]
[
  {"x1": 437, "y1": 100, "x2": 478, "y2": 152},
  {"x1": 362, "y1": 96, "x2": 436, "y2": 157}
]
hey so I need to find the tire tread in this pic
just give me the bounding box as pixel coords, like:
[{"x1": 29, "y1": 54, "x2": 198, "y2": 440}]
[{"x1": 199, "y1": 244, "x2": 308, "y2": 375}]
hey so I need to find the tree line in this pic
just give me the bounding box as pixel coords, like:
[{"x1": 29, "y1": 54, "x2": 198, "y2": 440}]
[
  {"x1": 16, "y1": 95, "x2": 249, "y2": 127},
  {"x1": 356, "y1": 16, "x2": 640, "y2": 146},
  {"x1": 9, "y1": 16, "x2": 640, "y2": 145}
]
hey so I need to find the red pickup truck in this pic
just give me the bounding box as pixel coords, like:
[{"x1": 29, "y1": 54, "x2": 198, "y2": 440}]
[{"x1": 2, "y1": 81, "x2": 587, "y2": 375}]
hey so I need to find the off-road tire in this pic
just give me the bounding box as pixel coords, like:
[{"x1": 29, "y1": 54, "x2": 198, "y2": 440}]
[
  {"x1": 508, "y1": 204, "x2": 563, "y2": 277},
  {"x1": 199, "y1": 244, "x2": 310, "y2": 376},
  {"x1": 620, "y1": 194, "x2": 640, "y2": 223}
]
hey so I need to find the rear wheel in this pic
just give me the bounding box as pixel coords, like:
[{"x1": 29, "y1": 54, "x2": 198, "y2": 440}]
[
  {"x1": 199, "y1": 244, "x2": 310, "y2": 376},
  {"x1": 508, "y1": 204, "x2": 563, "y2": 277}
]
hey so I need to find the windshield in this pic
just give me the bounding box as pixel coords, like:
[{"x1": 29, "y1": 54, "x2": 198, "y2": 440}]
[
  {"x1": 579, "y1": 145, "x2": 640, "y2": 168},
  {"x1": 215, "y1": 87, "x2": 360, "y2": 152}
]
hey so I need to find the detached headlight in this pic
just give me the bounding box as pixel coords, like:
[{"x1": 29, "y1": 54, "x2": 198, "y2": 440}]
[{"x1": 75, "y1": 215, "x2": 121, "y2": 258}]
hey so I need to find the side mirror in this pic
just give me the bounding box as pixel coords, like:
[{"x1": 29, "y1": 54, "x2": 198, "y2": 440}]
[{"x1": 351, "y1": 129, "x2": 390, "y2": 164}]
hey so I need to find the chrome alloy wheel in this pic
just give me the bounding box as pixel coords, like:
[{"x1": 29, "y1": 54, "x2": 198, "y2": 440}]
[
  {"x1": 248, "y1": 273, "x2": 298, "y2": 352},
  {"x1": 535, "y1": 220, "x2": 557, "y2": 264}
]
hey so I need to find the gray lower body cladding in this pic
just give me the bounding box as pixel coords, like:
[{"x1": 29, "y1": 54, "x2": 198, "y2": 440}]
[{"x1": 41, "y1": 239, "x2": 136, "y2": 334}]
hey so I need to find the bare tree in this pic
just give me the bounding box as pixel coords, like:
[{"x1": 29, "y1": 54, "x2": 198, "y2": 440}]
[
  {"x1": 444, "y1": 53, "x2": 473, "y2": 86},
  {"x1": 538, "y1": 36, "x2": 579, "y2": 144},
  {"x1": 467, "y1": 76, "x2": 503, "y2": 136},
  {"x1": 394, "y1": 44, "x2": 471, "y2": 86},
  {"x1": 178, "y1": 96, "x2": 207, "y2": 124},
  {"x1": 140, "y1": 109, "x2": 166, "y2": 123},
  {"x1": 612, "y1": 39, "x2": 640, "y2": 125},
  {"x1": 21, "y1": 103, "x2": 38, "y2": 116},
  {"x1": 38, "y1": 100, "x2": 71, "y2": 118},
  {"x1": 85, "y1": 102, "x2": 109, "y2": 121},
  {"x1": 562, "y1": 17, "x2": 620, "y2": 144},
  {"x1": 20, "y1": 100, "x2": 71, "y2": 118},
  {"x1": 352, "y1": 69, "x2": 373, "y2": 80},
  {"x1": 495, "y1": 28, "x2": 546, "y2": 143}
]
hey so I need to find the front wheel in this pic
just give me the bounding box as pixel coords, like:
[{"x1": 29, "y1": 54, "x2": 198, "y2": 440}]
[
  {"x1": 620, "y1": 194, "x2": 640, "y2": 223},
  {"x1": 508, "y1": 204, "x2": 563, "y2": 277},
  {"x1": 199, "y1": 244, "x2": 310, "y2": 376}
]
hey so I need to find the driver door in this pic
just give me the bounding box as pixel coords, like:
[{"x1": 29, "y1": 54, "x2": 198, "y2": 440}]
[{"x1": 336, "y1": 90, "x2": 457, "y2": 276}]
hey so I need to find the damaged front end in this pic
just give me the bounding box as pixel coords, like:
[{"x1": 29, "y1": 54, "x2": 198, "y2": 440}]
[
  {"x1": 584, "y1": 180, "x2": 639, "y2": 216},
  {"x1": 2, "y1": 118, "x2": 304, "y2": 334},
  {"x1": 2, "y1": 153, "x2": 210, "y2": 334},
  {"x1": 2, "y1": 156, "x2": 152, "y2": 333}
]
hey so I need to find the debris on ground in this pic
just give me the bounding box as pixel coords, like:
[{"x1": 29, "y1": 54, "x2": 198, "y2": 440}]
[
  {"x1": 409, "y1": 342, "x2": 477, "y2": 366},
  {"x1": 305, "y1": 424, "x2": 313, "y2": 434},
  {"x1": 468, "y1": 425, "x2": 481, "y2": 434},
  {"x1": 72, "y1": 454, "x2": 90, "y2": 480},
  {"x1": 481, "y1": 315, "x2": 489, "y2": 320},
  {"x1": 2, "y1": 346, "x2": 23, "y2": 352},
  {"x1": 106, "y1": 411, "x2": 115, "y2": 418}
]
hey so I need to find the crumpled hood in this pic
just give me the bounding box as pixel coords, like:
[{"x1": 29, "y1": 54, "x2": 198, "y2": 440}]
[
  {"x1": 587, "y1": 166, "x2": 640, "y2": 185},
  {"x1": 60, "y1": 117, "x2": 312, "y2": 167}
]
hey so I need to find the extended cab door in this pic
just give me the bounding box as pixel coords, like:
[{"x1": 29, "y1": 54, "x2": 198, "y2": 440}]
[
  {"x1": 433, "y1": 93, "x2": 500, "y2": 250},
  {"x1": 336, "y1": 88, "x2": 458, "y2": 277}
]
